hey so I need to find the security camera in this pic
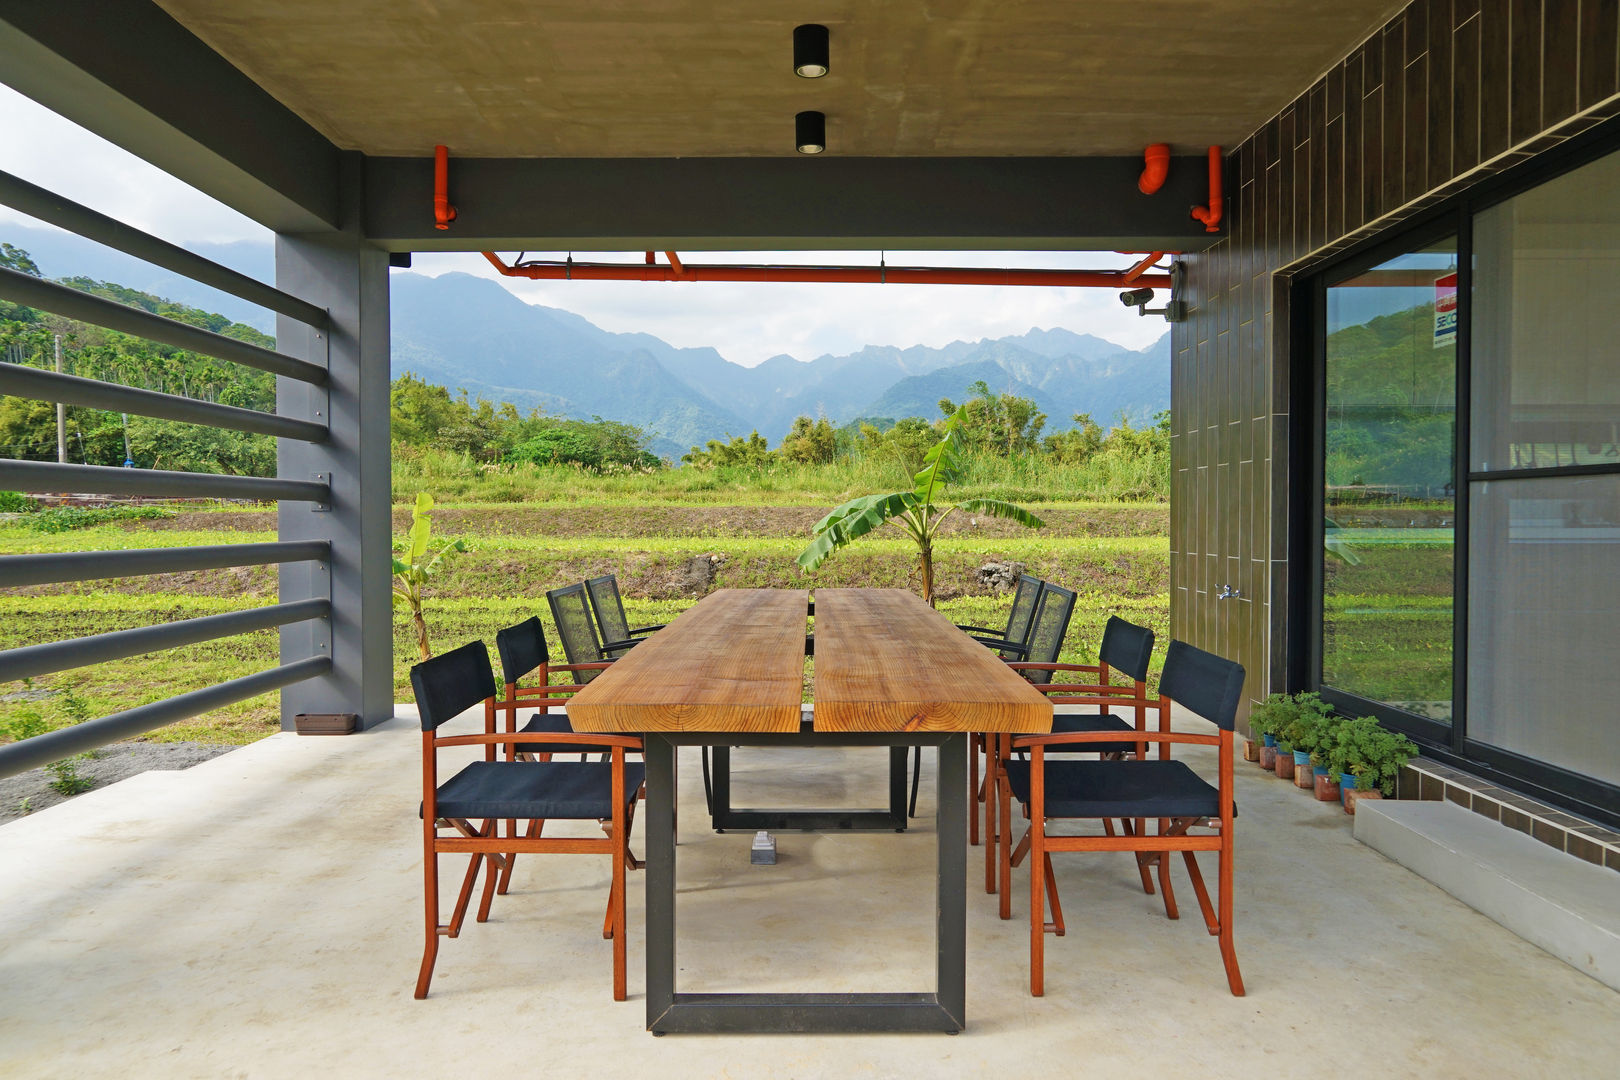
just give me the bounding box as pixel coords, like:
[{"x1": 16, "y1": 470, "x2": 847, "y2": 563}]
[{"x1": 1119, "y1": 287, "x2": 1156, "y2": 308}]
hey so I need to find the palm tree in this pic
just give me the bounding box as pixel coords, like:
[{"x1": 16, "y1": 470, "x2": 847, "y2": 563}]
[{"x1": 797, "y1": 415, "x2": 1044, "y2": 606}]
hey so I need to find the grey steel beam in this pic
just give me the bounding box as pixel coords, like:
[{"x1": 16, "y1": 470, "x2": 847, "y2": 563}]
[
  {"x1": 0, "y1": 459, "x2": 328, "y2": 502},
  {"x1": 276, "y1": 153, "x2": 394, "y2": 731},
  {"x1": 0, "y1": 267, "x2": 327, "y2": 385},
  {"x1": 0, "y1": 364, "x2": 329, "y2": 442},
  {"x1": 0, "y1": 540, "x2": 328, "y2": 588},
  {"x1": 0, "y1": 598, "x2": 330, "y2": 682},
  {"x1": 0, "y1": 169, "x2": 330, "y2": 329},
  {"x1": 0, "y1": 1, "x2": 338, "y2": 232},
  {"x1": 0, "y1": 656, "x2": 332, "y2": 780},
  {"x1": 364, "y1": 154, "x2": 1221, "y2": 252}
]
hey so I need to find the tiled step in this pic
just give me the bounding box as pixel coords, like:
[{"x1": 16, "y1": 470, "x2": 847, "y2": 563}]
[{"x1": 1356, "y1": 799, "x2": 1620, "y2": 992}]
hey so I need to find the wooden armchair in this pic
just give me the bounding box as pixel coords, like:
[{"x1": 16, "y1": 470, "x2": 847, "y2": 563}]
[
  {"x1": 1001, "y1": 639, "x2": 1246, "y2": 997},
  {"x1": 411, "y1": 640, "x2": 642, "y2": 1001}
]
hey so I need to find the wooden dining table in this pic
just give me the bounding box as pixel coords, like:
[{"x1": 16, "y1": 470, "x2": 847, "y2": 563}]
[{"x1": 567, "y1": 587, "x2": 1052, "y2": 1034}]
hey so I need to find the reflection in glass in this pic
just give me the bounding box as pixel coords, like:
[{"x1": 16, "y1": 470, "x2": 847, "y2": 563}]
[
  {"x1": 1322, "y1": 240, "x2": 1456, "y2": 722},
  {"x1": 1468, "y1": 476, "x2": 1620, "y2": 785},
  {"x1": 1473, "y1": 151, "x2": 1620, "y2": 472}
]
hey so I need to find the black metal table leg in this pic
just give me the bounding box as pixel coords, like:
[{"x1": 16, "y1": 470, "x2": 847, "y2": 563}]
[{"x1": 645, "y1": 731, "x2": 967, "y2": 1035}]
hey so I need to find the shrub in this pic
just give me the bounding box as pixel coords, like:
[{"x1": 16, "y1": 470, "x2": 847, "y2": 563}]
[
  {"x1": 25, "y1": 505, "x2": 172, "y2": 533},
  {"x1": 0, "y1": 490, "x2": 39, "y2": 513},
  {"x1": 1324, "y1": 715, "x2": 1418, "y2": 796}
]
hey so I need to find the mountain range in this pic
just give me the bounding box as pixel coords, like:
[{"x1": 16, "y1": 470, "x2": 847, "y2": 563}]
[{"x1": 7, "y1": 223, "x2": 1170, "y2": 460}]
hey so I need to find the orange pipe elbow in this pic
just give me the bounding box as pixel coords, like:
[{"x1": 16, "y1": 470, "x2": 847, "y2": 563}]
[
  {"x1": 1190, "y1": 145, "x2": 1223, "y2": 233},
  {"x1": 433, "y1": 144, "x2": 456, "y2": 230},
  {"x1": 1122, "y1": 251, "x2": 1165, "y2": 285},
  {"x1": 1138, "y1": 144, "x2": 1170, "y2": 195}
]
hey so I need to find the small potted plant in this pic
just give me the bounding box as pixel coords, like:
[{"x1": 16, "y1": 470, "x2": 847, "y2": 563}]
[
  {"x1": 1325, "y1": 715, "x2": 1418, "y2": 814},
  {"x1": 1246, "y1": 694, "x2": 1294, "y2": 771},
  {"x1": 1279, "y1": 693, "x2": 1333, "y2": 791}
]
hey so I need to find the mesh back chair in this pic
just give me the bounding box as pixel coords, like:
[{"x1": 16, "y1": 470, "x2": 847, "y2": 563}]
[
  {"x1": 1001, "y1": 639, "x2": 1246, "y2": 997},
  {"x1": 1004, "y1": 582, "x2": 1077, "y2": 685},
  {"x1": 957, "y1": 573, "x2": 1044, "y2": 658},
  {"x1": 547, "y1": 583, "x2": 611, "y2": 679},
  {"x1": 412, "y1": 640, "x2": 643, "y2": 1000},
  {"x1": 961, "y1": 575, "x2": 1046, "y2": 842},
  {"x1": 585, "y1": 574, "x2": 665, "y2": 654}
]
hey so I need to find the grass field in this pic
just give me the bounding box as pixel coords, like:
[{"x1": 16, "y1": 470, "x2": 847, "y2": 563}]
[{"x1": 1, "y1": 497, "x2": 1171, "y2": 748}]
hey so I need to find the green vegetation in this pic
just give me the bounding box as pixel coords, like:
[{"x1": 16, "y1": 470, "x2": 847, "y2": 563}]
[
  {"x1": 392, "y1": 492, "x2": 469, "y2": 660},
  {"x1": 798, "y1": 414, "x2": 1045, "y2": 605},
  {"x1": 1324, "y1": 714, "x2": 1419, "y2": 795}
]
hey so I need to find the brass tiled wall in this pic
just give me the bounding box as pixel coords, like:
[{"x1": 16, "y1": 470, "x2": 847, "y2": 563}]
[{"x1": 1170, "y1": 0, "x2": 1620, "y2": 726}]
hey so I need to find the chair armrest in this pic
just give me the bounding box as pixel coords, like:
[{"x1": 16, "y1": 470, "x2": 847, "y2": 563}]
[
  {"x1": 1012, "y1": 730, "x2": 1218, "y2": 750},
  {"x1": 977, "y1": 638, "x2": 1030, "y2": 657},
  {"x1": 629, "y1": 623, "x2": 666, "y2": 635},
  {"x1": 437, "y1": 731, "x2": 644, "y2": 751},
  {"x1": 602, "y1": 638, "x2": 640, "y2": 656},
  {"x1": 955, "y1": 623, "x2": 1002, "y2": 636}
]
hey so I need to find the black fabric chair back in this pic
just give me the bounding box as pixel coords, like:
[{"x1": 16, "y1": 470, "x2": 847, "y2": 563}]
[
  {"x1": 1003, "y1": 574, "x2": 1044, "y2": 647},
  {"x1": 585, "y1": 574, "x2": 631, "y2": 645},
  {"x1": 411, "y1": 640, "x2": 496, "y2": 731},
  {"x1": 1159, "y1": 640, "x2": 1246, "y2": 731},
  {"x1": 1021, "y1": 582, "x2": 1077, "y2": 685},
  {"x1": 548, "y1": 583, "x2": 606, "y2": 680},
  {"x1": 495, "y1": 617, "x2": 549, "y2": 686},
  {"x1": 1097, "y1": 616, "x2": 1155, "y2": 682}
]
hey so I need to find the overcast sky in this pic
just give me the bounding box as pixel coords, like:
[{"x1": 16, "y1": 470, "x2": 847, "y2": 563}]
[{"x1": 0, "y1": 83, "x2": 1167, "y2": 366}]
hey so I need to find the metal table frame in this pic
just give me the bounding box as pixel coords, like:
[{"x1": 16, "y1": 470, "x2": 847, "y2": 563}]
[
  {"x1": 644, "y1": 730, "x2": 967, "y2": 1034},
  {"x1": 708, "y1": 727, "x2": 911, "y2": 832}
]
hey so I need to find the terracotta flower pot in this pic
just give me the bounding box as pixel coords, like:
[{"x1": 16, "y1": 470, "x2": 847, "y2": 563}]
[
  {"x1": 1343, "y1": 787, "x2": 1383, "y2": 815},
  {"x1": 1292, "y1": 751, "x2": 1313, "y2": 788},
  {"x1": 1313, "y1": 770, "x2": 1339, "y2": 801},
  {"x1": 1259, "y1": 744, "x2": 1277, "y2": 770},
  {"x1": 1274, "y1": 752, "x2": 1295, "y2": 780},
  {"x1": 1242, "y1": 739, "x2": 1260, "y2": 762}
]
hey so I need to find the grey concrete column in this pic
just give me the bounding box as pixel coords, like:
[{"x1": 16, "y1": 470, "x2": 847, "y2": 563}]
[{"x1": 274, "y1": 153, "x2": 393, "y2": 729}]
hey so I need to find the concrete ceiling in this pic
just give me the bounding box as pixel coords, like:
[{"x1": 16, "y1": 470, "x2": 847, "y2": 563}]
[{"x1": 154, "y1": 1, "x2": 1403, "y2": 159}]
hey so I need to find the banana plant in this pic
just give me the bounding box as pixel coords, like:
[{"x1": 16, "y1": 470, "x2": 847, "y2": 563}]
[
  {"x1": 392, "y1": 492, "x2": 468, "y2": 660},
  {"x1": 797, "y1": 415, "x2": 1044, "y2": 606}
]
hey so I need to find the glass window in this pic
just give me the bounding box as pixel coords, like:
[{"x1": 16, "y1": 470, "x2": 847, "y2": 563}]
[
  {"x1": 1472, "y1": 152, "x2": 1620, "y2": 472},
  {"x1": 1321, "y1": 239, "x2": 1457, "y2": 723},
  {"x1": 1467, "y1": 475, "x2": 1620, "y2": 784}
]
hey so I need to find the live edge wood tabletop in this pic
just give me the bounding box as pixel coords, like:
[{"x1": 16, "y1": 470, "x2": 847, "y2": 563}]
[{"x1": 565, "y1": 587, "x2": 1052, "y2": 736}]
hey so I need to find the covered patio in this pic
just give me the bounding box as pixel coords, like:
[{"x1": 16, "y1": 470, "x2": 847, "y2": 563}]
[
  {"x1": 5, "y1": 0, "x2": 1620, "y2": 1070},
  {"x1": 3, "y1": 709, "x2": 1617, "y2": 1076}
]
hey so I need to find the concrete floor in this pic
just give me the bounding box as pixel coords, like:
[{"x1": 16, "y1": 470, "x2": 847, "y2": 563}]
[{"x1": 2, "y1": 709, "x2": 1617, "y2": 1079}]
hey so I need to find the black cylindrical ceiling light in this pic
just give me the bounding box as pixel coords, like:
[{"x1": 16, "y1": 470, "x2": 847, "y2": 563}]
[
  {"x1": 794, "y1": 23, "x2": 829, "y2": 77},
  {"x1": 795, "y1": 110, "x2": 826, "y2": 154}
]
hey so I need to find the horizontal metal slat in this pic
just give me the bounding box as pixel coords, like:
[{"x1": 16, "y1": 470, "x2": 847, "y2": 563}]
[
  {"x1": 0, "y1": 656, "x2": 332, "y2": 780},
  {"x1": 0, "y1": 540, "x2": 328, "y2": 589},
  {"x1": 0, "y1": 459, "x2": 328, "y2": 502},
  {"x1": 0, "y1": 266, "x2": 327, "y2": 385},
  {"x1": 0, "y1": 168, "x2": 330, "y2": 330},
  {"x1": 0, "y1": 363, "x2": 328, "y2": 442},
  {"x1": 0, "y1": 598, "x2": 330, "y2": 682}
]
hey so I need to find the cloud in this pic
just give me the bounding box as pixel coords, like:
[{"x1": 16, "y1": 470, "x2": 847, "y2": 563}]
[{"x1": 3, "y1": 83, "x2": 1172, "y2": 366}]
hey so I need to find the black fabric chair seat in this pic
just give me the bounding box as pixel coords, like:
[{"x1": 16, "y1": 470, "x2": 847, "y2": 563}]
[
  {"x1": 1003, "y1": 758, "x2": 1219, "y2": 820},
  {"x1": 1040, "y1": 712, "x2": 1141, "y2": 756},
  {"x1": 426, "y1": 761, "x2": 645, "y2": 821}
]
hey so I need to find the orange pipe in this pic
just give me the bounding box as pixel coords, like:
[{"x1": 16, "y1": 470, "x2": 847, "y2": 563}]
[
  {"x1": 1190, "y1": 145, "x2": 1223, "y2": 234},
  {"x1": 1138, "y1": 143, "x2": 1170, "y2": 195},
  {"x1": 1121, "y1": 251, "x2": 1165, "y2": 285},
  {"x1": 433, "y1": 145, "x2": 456, "y2": 230},
  {"x1": 664, "y1": 251, "x2": 686, "y2": 276},
  {"x1": 479, "y1": 251, "x2": 1171, "y2": 289}
]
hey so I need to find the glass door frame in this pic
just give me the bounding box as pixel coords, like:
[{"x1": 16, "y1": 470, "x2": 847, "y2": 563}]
[{"x1": 1291, "y1": 125, "x2": 1620, "y2": 825}]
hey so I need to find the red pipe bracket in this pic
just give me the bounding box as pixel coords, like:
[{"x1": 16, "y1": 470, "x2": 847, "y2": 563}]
[
  {"x1": 1190, "y1": 145, "x2": 1223, "y2": 234},
  {"x1": 1138, "y1": 144, "x2": 1170, "y2": 195},
  {"x1": 433, "y1": 145, "x2": 457, "y2": 230}
]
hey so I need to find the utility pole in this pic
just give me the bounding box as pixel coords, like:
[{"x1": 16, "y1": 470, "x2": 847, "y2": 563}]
[{"x1": 54, "y1": 334, "x2": 66, "y2": 463}]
